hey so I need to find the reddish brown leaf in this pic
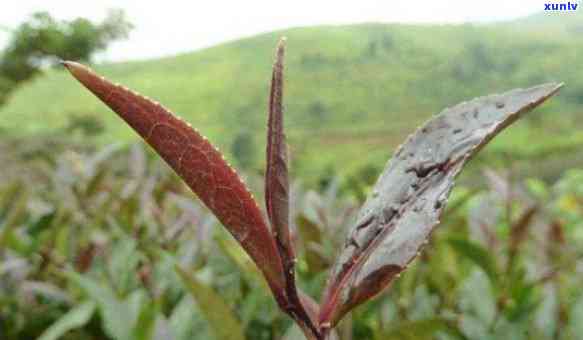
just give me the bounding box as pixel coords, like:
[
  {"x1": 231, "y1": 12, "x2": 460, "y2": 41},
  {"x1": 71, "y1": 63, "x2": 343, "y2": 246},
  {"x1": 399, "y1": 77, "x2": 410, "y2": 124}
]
[
  {"x1": 265, "y1": 39, "x2": 320, "y2": 340},
  {"x1": 319, "y1": 83, "x2": 563, "y2": 327},
  {"x1": 62, "y1": 61, "x2": 286, "y2": 297},
  {"x1": 266, "y1": 38, "x2": 294, "y2": 263}
]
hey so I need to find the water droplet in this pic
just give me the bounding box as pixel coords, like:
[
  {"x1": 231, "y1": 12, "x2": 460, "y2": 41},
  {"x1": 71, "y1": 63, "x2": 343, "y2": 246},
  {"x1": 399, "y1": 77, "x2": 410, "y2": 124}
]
[
  {"x1": 453, "y1": 128, "x2": 463, "y2": 134},
  {"x1": 496, "y1": 101, "x2": 505, "y2": 109}
]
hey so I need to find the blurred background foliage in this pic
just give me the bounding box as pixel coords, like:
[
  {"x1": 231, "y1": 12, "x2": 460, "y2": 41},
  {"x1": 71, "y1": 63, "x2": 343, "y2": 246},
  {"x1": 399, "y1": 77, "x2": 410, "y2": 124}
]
[
  {"x1": 2, "y1": 10, "x2": 583, "y2": 184},
  {"x1": 2, "y1": 6, "x2": 583, "y2": 340},
  {"x1": 0, "y1": 10, "x2": 132, "y2": 106}
]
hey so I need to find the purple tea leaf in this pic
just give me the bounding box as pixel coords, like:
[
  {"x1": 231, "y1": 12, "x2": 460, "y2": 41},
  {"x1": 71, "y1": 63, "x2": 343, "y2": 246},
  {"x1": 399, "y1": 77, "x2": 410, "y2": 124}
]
[
  {"x1": 266, "y1": 38, "x2": 294, "y2": 267},
  {"x1": 319, "y1": 83, "x2": 562, "y2": 327},
  {"x1": 265, "y1": 38, "x2": 322, "y2": 340},
  {"x1": 62, "y1": 61, "x2": 287, "y2": 303}
]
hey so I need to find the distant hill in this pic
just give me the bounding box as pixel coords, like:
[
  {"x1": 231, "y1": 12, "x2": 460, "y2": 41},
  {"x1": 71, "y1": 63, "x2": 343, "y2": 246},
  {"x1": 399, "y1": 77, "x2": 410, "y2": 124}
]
[{"x1": 2, "y1": 14, "x2": 582, "y2": 182}]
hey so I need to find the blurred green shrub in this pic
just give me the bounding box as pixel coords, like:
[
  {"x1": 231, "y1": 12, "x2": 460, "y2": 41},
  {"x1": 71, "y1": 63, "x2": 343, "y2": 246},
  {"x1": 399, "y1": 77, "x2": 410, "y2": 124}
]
[{"x1": 0, "y1": 10, "x2": 132, "y2": 105}]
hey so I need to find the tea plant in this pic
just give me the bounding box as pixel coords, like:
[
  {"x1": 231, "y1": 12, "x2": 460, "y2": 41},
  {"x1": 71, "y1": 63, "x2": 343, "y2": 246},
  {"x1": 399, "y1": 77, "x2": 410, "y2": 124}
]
[{"x1": 61, "y1": 39, "x2": 561, "y2": 339}]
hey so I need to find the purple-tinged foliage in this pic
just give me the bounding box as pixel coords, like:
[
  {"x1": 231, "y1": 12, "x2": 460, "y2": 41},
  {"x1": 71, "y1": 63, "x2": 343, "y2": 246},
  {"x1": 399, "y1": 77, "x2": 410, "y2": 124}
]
[
  {"x1": 318, "y1": 83, "x2": 562, "y2": 329},
  {"x1": 63, "y1": 41, "x2": 562, "y2": 339}
]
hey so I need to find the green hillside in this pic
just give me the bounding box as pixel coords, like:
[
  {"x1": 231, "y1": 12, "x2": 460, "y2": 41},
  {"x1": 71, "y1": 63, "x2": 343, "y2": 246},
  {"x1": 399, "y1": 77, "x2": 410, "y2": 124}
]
[
  {"x1": 2, "y1": 18, "x2": 583, "y2": 181},
  {"x1": 507, "y1": 5, "x2": 583, "y2": 34}
]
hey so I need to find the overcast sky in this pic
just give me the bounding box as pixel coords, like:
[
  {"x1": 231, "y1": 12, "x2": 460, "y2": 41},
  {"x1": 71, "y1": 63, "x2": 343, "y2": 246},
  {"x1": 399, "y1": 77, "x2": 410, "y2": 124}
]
[{"x1": 1, "y1": 0, "x2": 549, "y2": 62}]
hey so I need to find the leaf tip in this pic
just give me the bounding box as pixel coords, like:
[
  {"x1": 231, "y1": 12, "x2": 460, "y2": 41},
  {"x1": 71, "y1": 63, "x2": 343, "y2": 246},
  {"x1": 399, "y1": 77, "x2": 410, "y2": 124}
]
[
  {"x1": 524, "y1": 81, "x2": 564, "y2": 110},
  {"x1": 275, "y1": 37, "x2": 286, "y2": 62},
  {"x1": 61, "y1": 61, "x2": 98, "y2": 87},
  {"x1": 542, "y1": 81, "x2": 564, "y2": 94},
  {"x1": 278, "y1": 36, "x2": 287, "y2": 46},
  {"x1": 61, "y1": 60, "x2": 85, "y2": 74}
]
